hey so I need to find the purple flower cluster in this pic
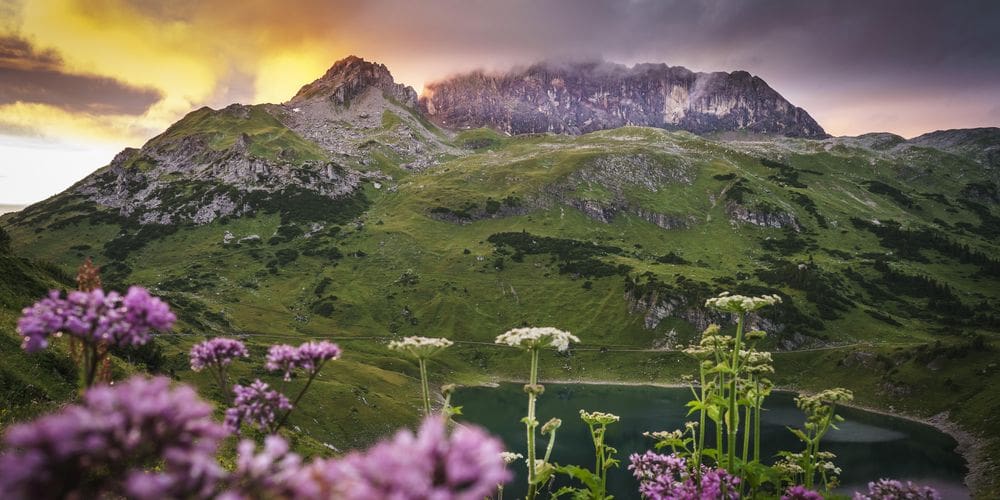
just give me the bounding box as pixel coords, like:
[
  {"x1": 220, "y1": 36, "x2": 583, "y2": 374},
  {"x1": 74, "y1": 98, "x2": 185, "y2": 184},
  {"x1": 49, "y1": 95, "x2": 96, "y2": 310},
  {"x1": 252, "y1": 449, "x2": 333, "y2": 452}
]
[
  {"x1": 629, "y1": 451, "x2": 740, "y2": 500},
  {"x1": 306, "y1": 416, "x2": 510, "y2": 500},
  {"x1": 217, "y1": 436, "x2": 307, "y2": 499},
  {"x1": 296, "y1": 340, "x2": 342, "y2": 373},
  {"x1": 0, "y1": 376, "x2": 225, "y2": 500},
  {"x1": 853, "y1": 479, "x2": 941, "y2": 500},
  {"x1": 0, "y1": 378, "x2": 511, "y2": 500},
  {"x1": 784, "y1": 485, "x2": 824, "y2": 500},
  {"x1": 190, "y1": 337, "x2": 249, "y2": 371},
  {"x1": 17, "y1": 287, "x2": 175, "y2": 352},
  {"x1": 265, "y1": 340, "x2": 341, "y2": 380},
  {"x1": 224, "y1": 379, "x2": 292, "y2": 434}
]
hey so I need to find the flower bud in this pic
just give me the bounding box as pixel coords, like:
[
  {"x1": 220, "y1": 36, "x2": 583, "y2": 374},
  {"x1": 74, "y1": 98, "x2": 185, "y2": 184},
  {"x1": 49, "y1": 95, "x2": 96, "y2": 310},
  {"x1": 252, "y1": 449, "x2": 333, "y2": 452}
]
[
  {"x1": 541, "y1": 417, "x2": 562, "y2": 435},
  {"x1": 523, "y1": 383, "x2": 545, "y2": 396}
]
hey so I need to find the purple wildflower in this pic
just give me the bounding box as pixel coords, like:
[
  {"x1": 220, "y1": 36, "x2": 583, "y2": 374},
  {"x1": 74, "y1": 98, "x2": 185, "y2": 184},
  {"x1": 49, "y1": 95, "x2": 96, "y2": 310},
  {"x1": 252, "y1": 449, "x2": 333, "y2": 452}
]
[
  {"x1": 16, "y1": 287, "x2": 175, "y2": 353},
  {"x1": 225, "y1": 379, "x2": 292, "y2": 434},
  {"x1": 217, "y1": 435, "x2": 308, "y2": 499},
  {"x1": 628, "y1": 451, "x2": 740, "y2": 500},
  {"x1": 190, "y1": 337, "x2": 249, "y2": 371},
  {"x1": 783, "y1": 485, "x2": 824, "y2": 500},
  {"x1": 295, "y1": 340, "x2": 341, "y2": 374},
  {"x1": 266, "y1": 341, "x2": 342, "y2": 380},
  {"x1": 15, "y1": 290, "x2": 64, "y2": 352},
  {"x1": 265, "y1": 344, "x2": 299, "y2": 381},
  {"x1": 122, "y1": 286, "x2": 176, "y2": 333},
  {"x1": 0, "y1": 376, "x2": 225, "y2": 500},
  {"x1": 308, "y1": 415, "x2": 510, "y2": 500},
  {"x1": 853, "y1": 479, "x2": 941, "y2": 500}
]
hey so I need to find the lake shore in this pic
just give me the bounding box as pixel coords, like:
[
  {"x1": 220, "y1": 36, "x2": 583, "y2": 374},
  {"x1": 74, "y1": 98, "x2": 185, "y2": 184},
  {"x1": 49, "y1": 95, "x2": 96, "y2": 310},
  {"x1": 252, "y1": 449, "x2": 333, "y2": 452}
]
[{"x1": 468, "y1": 376, "x2": 989, "y2": 495}]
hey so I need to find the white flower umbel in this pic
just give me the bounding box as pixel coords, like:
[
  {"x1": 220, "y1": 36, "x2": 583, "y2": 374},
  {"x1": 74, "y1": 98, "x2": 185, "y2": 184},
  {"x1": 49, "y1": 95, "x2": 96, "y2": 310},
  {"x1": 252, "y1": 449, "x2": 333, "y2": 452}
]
[
  {"x1": 704, "y1": 291, "x2": 782, "y2": 313},
  {"x1": 497, "y1": 451, "x2": 525, "y2": 500},
  {"x1": 387, "y1": 336, "x2": 454, "y2": 416},
  {"x1": 500, "y1": 451, "x2": 524, "y2": 465},
  {"x1": 494, "y1": 327, "x2": 580, "y2": 352},
  {"x1": 388, "y1": 336, "x2": 454, "y2": 359}
]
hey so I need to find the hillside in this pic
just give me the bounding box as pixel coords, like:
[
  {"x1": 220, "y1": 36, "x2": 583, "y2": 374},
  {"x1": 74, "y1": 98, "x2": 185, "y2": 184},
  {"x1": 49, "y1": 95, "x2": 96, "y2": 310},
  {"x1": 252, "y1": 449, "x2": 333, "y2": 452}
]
[
  {"x1": 0, "y1": 226, "x2": 78, "y2": 424},
  {"x1": 1, "y1": 57, "x2": 999, "y2": 493}
]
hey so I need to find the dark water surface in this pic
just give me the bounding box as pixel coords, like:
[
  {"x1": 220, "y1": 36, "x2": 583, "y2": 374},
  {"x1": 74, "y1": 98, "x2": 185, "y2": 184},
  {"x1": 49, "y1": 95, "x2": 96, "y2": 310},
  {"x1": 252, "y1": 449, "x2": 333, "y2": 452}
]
[{"x1": 455, "y1": 383, "x2": 967, "y2": 499}]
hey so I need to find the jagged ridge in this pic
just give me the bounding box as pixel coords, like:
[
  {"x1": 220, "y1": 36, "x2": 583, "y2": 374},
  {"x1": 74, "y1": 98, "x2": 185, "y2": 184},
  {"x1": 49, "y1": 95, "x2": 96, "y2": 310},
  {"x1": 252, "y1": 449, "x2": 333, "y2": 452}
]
[{"x1": 420, "y1": 61, "x2": 827, "y2": 138}]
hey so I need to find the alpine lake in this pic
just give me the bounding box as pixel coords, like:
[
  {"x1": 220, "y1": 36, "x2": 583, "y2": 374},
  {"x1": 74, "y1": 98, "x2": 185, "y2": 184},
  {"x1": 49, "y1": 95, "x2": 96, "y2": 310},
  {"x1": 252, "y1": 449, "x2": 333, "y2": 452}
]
[{"x1": 454, "y1": 383, "x2": 968, "y2": 499}]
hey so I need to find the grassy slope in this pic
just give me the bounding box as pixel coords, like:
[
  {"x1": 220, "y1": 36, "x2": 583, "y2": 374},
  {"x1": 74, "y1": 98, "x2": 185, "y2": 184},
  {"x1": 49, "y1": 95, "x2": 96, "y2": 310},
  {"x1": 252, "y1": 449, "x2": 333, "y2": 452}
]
[
  {"x1": 2, "y1": 126, "x2": 999, "y2": 493},
  {"x1": 0, "y1": 228, "x2": 79, "y2": 424}
]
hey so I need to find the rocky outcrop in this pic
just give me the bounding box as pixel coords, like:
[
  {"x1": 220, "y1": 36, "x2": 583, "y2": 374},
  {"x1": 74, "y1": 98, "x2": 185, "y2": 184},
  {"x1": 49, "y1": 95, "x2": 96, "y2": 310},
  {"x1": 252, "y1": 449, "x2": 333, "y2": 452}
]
[
  {"x1": 627, "y1": 291, "x2": 781, "y2": 335},
  {"x1": 75, "y1": 104, "x2": 378, "y2": 225},
  {"x1": 725, "y1": 201, "x2": 800, "y2": 230},
  {"x1": 276, "y1": 56, "x2": 457, "y2": 171},
  {"x1": 421, "y1": 61, "x2": 826, "y2": 138},
  {"x1": 289, "y1": 56, "x2": 417, "y2": 107}
]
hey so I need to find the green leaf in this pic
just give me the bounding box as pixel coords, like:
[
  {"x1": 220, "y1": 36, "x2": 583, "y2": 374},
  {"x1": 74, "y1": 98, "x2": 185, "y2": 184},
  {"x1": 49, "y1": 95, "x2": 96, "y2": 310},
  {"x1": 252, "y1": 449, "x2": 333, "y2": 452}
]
[{"x1": 556, "y1": 464, "x2": 602, "y2": 491}]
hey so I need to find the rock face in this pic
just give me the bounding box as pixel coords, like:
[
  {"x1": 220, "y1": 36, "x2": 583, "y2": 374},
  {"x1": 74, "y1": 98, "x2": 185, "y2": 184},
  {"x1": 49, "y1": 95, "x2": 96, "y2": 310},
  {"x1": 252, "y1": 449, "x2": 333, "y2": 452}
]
[
  {"x1": 277, "y1": 56, "x2": 456, "y2": 171},
  {"x1": 75, "y1": 103, "x2": 375, "y2": 225},
  {"x1": 420, "y1": 61, "x2": 826, "y2": 138},
  {"x1": 289, "y1": 56, "x2": 417, "y2": 107}
]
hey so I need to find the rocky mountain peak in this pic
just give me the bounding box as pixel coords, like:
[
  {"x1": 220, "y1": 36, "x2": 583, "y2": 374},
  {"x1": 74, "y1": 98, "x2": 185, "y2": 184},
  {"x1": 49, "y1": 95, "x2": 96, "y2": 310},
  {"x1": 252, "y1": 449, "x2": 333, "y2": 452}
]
[
  {"x1": 420, "y1": 60, "x2": 826, "y2": 138},
  {"x1": 288, "y1": 55, "x2": 417, "y2": 107}
]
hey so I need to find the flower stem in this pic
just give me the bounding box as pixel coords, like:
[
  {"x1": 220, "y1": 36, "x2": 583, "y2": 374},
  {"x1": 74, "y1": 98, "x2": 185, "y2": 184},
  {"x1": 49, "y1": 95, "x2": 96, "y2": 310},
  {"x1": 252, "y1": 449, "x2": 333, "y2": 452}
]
[
  {"x1": 727, "y1": 313, "x2": 745, "y2": 469},
  {"x1": 696, "y1": 366, "x2": 707, "y2": 467},
  {"x1": 82, "y1": 343, "x2": 101, "y2": 391},
  {"x1": 742, "y1": 403, "x2": 751, "y2": 465},
  {"x1": 418, "y1": 357, "x2": 431, "y2": 415},
  {"x1": 543, "y1": 427, "x2": 558, "y2": 463},
  {"x1": 274, "y1": 362, "x2": 324, "y2": 433},
  {"x1": 526, "y1": 348, "x2": 540, "y2": 500},
  {"x1": 753, "y1": 379, "x2": 762, "y2": 463}
]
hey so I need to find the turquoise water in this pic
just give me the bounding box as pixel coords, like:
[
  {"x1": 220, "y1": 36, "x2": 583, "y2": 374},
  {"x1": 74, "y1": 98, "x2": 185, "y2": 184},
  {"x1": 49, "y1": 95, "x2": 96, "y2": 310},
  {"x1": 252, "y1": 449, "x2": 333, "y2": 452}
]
[{"x1": 455, "y1": 383, "x2": 968, "y2": 499}]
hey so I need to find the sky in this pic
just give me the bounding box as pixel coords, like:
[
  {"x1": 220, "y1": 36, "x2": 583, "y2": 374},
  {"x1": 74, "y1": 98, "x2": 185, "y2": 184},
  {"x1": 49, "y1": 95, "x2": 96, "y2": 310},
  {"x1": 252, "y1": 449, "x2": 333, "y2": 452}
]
[{"x1": 1, "y1": 0, "x2": 999, "y2": 205}]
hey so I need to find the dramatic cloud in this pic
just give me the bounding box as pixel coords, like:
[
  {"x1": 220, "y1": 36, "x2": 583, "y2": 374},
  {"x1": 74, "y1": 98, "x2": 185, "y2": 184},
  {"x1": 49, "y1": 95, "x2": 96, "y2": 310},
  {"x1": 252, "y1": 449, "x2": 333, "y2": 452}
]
[
  {"x1": 2, "y1": 0, "x2": 1000, "y2": 206},
  {"x1": 0, "y1": 40, "x2": 164, "y2": 115},
  {"x1": 3, "y1": 0, "x2": 998, "y2": 138}
]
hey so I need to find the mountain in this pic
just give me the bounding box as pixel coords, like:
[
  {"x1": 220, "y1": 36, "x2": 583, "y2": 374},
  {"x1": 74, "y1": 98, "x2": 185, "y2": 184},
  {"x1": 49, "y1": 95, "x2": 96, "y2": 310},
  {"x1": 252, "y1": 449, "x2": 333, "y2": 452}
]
[
  {"x1": 420, "y1": 61, "x2": 826, "y2": 137},
  {"x1": 2, "y1": 56, "x2": 1000, "y2": 493}
]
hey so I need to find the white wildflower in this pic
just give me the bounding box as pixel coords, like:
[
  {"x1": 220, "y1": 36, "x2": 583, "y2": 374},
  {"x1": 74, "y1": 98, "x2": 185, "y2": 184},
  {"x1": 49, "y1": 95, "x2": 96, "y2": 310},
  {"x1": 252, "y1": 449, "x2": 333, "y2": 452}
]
[
  {"x1": 644, "y1": 429, "x2": 683, "y2": 440},
  {"x1": 494, "y1": 327, "x2": 579, "y2": 352},
  {"x1": 387, "y1": 336, "x2": 453, "y2": 359},
  {"x1": 579, "y1": 409, "x2": 620, "y2": 425},
  {"x1": 500, "y1": 451, "x2": 523, "y2": 465},
  {"x1": 705, "y1": 292, "x2": 782, "y2": 313}
]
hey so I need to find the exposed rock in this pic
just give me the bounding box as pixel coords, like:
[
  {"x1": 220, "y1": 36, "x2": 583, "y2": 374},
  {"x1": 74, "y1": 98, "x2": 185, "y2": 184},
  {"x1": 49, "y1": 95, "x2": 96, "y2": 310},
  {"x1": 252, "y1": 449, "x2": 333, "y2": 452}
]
[
  {"x1": 275, "y1": 56, "x2": 458, "y2": 172},
  {"x1": 725, "y1": 201, "x2": 801, "y2": 230},
  {"x1": 289, "y1": 56, "x2": 417, "y2": 107},
  {"x1": 626, "y1": 290, "x2": 781, "y2": 335},
  {"x1": 421, "y1": 61, "x2": 826, "y2": 138}
]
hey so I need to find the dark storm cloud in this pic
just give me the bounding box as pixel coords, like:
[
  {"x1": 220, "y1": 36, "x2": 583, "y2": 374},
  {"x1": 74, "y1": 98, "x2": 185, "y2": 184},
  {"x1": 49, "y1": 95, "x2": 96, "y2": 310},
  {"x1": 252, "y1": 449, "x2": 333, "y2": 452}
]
[
  {"x1": 362, "y1": 0, "x2": 1000, "y2": 86},
  {"x1": 106, "y1": 0, "x2": 1000, "y2": 90},
  {"x1": 0, "y1": 35, "x2": 163, "y2": 115}
]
